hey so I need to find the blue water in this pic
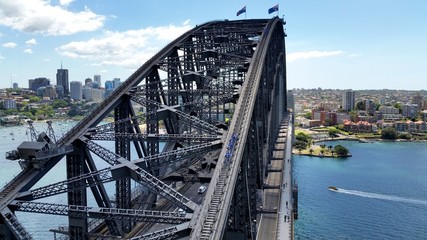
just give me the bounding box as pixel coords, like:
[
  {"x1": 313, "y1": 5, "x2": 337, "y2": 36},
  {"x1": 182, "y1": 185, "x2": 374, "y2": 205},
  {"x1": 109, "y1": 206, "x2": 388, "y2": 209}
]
[{"x1": 293, "y1": 140, "x2": 427, "y2": 240}]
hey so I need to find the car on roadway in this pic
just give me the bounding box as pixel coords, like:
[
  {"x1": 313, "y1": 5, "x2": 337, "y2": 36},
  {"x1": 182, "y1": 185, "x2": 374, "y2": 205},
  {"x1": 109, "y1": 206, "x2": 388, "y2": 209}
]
[
  {"x1": 198, "y1": 185, "x2": 207, "y2": 194},
  {"x1": 177, "y1": 208, "x2": 186, "y2": 215}
]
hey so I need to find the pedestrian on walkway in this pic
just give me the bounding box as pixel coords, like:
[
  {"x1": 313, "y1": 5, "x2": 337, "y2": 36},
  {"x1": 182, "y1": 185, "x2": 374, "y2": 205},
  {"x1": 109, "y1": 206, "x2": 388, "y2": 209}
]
[
  {"x1": 284, "y1": 215, "x2": 286, "y2": 222},
  {"x1": 286, "y1": 201, "x2": 288, "y2": 208}
]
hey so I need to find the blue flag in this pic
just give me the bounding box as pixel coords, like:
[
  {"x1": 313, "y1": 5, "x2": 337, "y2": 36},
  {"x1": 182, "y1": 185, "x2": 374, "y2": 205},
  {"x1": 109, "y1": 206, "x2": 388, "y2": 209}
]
[
  {"x1": 268, "y1": 4, "x2": 279, "y2": 14},
  {"x1": 237, "y1": 6, "x2": 246, "y2": 16}
]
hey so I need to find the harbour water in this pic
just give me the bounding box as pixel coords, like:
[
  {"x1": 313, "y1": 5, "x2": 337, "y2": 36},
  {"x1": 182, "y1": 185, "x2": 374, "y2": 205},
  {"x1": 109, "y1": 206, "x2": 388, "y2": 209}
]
[
  {"x1": 0, "y1": 120, "x2": 77, "y2": 238},
  {"x1": 293, "y1": 140, "x2": 427, "y2": 239},
  {"x1": 2, "y1": 124, "x2": 427, "y2": 239}
]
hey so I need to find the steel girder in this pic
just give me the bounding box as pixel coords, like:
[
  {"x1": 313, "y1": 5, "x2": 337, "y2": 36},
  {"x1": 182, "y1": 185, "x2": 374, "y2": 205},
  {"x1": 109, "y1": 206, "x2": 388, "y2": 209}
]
[
  {"x1": 10, "y1": 201, "x2": 191, "y2": 225},
  {"x1": 0, "y1": 18, "x2": 286, "y2": 240}
]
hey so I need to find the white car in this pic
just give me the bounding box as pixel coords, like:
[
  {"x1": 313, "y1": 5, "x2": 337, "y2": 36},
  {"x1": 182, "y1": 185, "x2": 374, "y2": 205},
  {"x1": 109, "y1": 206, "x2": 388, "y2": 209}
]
[
  {"x1": 177, "y1": 208, "x2": 186, "y2": 215},
  {"x1": 198, "y1": 185, "x2": 207, "y2": 194}
]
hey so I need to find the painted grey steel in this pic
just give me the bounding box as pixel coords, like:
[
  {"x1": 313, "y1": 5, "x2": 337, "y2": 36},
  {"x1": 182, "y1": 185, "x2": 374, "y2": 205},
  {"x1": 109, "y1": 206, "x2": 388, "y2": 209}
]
[{"x1": 0, "y1": 17, "x2": 286, "y2": 240}]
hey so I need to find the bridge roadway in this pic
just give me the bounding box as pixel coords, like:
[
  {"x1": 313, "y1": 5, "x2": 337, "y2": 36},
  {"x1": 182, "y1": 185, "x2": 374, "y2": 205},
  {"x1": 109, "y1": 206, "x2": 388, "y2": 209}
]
[{"x1": 257, "y1": 113, "x2": 293, "y2": 239}]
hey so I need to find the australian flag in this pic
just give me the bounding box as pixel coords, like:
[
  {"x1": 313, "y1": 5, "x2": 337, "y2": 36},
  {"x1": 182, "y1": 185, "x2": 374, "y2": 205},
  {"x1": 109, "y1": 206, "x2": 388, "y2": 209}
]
[
  {"x1": 236, "y1": 6, "x2": 246, "y2": 16},
  {"x1": 268, "y1": 4, "x2": 279, "y2": 14}
]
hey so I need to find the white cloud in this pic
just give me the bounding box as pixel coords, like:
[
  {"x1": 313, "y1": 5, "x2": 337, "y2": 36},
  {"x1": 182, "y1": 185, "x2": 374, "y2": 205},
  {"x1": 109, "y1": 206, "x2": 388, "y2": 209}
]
[
  {"x1": 24, "y1": 48, "x2": 33, "y2": 54},
  {"x1": 43, "y1": 58, "x2": 51, "y2": 62},
  {"x1": 57, "y1": 22, "x2": 193, "y2": 68},
  {"x1": 287, "y1": 50, "x2": 343, "y2": 62},
  {"x1": 59, "y1": 0, "x2": 74, "y2": 6},
  {"x1": 2, "y1": 42, "x2": 17, "y2": 48},
  {"x1": 0, "y1": 0, "x2": 104, "y2": 35},
  {"x1": 0, "y1": 54, "x2": 4, "y2": 63},
  {"x1": 25, "y1": 38, "x2": 37, "y2": 46}
]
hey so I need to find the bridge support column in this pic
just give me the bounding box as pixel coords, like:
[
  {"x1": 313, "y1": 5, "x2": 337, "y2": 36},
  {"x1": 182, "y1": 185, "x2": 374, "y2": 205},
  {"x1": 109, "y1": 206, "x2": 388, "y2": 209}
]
[
  {"x1": 67, "y1": 141, "x2": 88, "y2": 240},
  {"x1": 115, "y1": 98, "x2": 132, "y2": 233}
]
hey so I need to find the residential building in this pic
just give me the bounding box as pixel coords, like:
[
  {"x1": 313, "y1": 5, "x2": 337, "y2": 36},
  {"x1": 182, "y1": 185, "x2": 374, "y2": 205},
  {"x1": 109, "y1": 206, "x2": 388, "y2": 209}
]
[
  {"x1": 378, "y1": 106, "x2": 400, "y2": 114},
  {"x1": 402, "y1": 104, "x2": 419, "y2": 118},
  {"x1": 56, "y1": 66, "x2": 69, "y2": 94},
  {"x1": 70, "y1": 81, "x2": 83, "y2": 100},
  {"x1": 342, "y1": 120, "x2": 372, "y2": 133},
  {"x1": 421, "y1": 110, "x2": 427, "y2": 121},
  {"x1": 2, "y1": 98, "x2": 17, "y2": 110},
  {"x1": 365, "y1": 100, "x2": 376, "y2": 115},
  {"x1": 342, "y1": 90, "x2": 355, "y2": 111}
]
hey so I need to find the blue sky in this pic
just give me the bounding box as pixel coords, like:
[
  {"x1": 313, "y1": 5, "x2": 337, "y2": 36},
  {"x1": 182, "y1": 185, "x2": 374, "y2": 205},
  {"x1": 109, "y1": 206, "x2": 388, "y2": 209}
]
[{"x1": 0, "y1": 0, "x2": 426, "y2": 90}]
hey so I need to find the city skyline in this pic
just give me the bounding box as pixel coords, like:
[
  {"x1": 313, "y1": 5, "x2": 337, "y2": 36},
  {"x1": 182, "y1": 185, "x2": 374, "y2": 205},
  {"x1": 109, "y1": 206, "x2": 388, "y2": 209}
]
[{"x1": 1, "y1": 1, "x2": 426, "y2": 90}]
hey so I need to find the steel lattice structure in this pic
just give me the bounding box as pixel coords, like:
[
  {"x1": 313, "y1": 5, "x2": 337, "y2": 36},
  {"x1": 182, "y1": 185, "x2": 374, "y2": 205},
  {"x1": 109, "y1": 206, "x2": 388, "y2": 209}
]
[{"x1": 0, "y1": 17, "x2": 287, "y2": 240}]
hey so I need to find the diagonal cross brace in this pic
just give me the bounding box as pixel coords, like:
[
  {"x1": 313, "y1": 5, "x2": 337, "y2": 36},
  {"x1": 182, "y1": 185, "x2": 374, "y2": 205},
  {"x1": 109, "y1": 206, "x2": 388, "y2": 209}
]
[
  {"x1": 10, "y1": 201, "x2": 191, "y2": 224},
  {"x1": 111, "y1": 164, "x2": 198, "y2": 214},
  {"x1": 17, "y1": 168, "x2": 113, "y2": 201}
]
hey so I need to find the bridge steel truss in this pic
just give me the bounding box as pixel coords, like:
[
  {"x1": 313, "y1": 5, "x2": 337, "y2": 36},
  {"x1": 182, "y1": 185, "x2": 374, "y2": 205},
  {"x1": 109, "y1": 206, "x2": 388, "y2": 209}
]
[{"x1": 0, "y1": 17, "x2": 286, "y2": 240}]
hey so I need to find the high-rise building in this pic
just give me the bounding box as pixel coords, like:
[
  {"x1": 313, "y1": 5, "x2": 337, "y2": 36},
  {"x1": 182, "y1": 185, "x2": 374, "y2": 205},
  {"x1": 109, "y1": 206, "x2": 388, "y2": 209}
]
[
  {"x1": 342, "y1": 90, "x2": 355, "y2": 111},
  {"x1": 91, "y1": 88, "x2": 105, "y2": 103},
  {"x1": 44, "y1": 85, "x2": 57, "y2": 99},
  {"x1": 13, "y1": 82, "x2": 18, "y2": 89},
  {"x1": 56, "y1": 66, "x2": 69, "y2": 94},
  {"x1": 94, "y1": 75, "x2": 101, "y2": 86},
  {"x1": 82, "y1": 85, "x2": 92, "y2": 100},
  {"x1": 105, "y1": 81, "x2": 113, "y2": 90},
  {"x1": 113, "y1": 78, "x2": 121, "y2": 89},
  {"x1": 29, "y1": 77, "x2": 50, "y2": 91},
  {"x1": 85, "y1": 78, "x2": 93, "y2": 85},
  {"x1": 70, "y1": 81, "x2": 83, "y2": 100}
]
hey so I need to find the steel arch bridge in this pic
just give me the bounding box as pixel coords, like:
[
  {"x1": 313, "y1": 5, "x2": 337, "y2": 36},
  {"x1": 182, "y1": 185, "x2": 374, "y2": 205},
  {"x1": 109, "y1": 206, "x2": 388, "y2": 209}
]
[{"x1": 0, "y1": 17, "x2": 287, "y2": 240}]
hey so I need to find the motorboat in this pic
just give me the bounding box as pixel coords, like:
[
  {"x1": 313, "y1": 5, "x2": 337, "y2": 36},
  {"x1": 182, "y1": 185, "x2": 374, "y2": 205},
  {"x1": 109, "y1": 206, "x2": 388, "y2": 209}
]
[{"x1": 328, "y1": 186, "x2": 338, "y2": 191}]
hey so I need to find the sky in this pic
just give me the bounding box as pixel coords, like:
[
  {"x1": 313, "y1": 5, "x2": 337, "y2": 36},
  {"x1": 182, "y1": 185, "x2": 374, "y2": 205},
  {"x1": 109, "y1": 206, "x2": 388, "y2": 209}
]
[{"x1": 0, "y1": 0, "x2": 426, "y2": 90}]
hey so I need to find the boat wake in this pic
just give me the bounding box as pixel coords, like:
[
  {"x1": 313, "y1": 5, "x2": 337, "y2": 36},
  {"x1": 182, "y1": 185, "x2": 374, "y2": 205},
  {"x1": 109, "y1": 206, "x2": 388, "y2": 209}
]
[{"x1": 336, "y1": 188, "x2": 427, "y2": 206}]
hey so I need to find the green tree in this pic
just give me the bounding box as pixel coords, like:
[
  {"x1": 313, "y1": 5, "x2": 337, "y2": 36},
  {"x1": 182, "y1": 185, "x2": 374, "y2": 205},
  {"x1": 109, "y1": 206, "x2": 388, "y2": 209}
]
[
  {"x1": 52, "y1": 99, "x2": 68, "y2": 109},
  {"x1": 381, "y1": 127, "x2": 398, "y2": 140},
  {"x1": 304, "y1": 111, "x2": 312, "y2": 120},
  {"x1": 29, "y1": 96, "x2": 41, "y2": 103},
  {"x1": 309, "y1": 148, "x2": 314, "y2": 155},
  {"x1": 328, "y1": 145, "x2": 333, "y2": 151},
  {"x1": 328, "y1": 128, "x2": 340, "y2": 138},
  {"x1": 296, "y1": 132, "x2": 310, "y2": 143},
  {"x1": 320, "y1": 149, "x2": 325, "y2": 155},
  {"x1": 393, "y1": 103, "x2": 402, "y2": 114},
  {"x1": 293, "y1": 140, "x2": 308, "y2": 150},
  {"x1": 334, "y1": 145, "x2": 349, "y2": 156},
  {"x1": 355, "y1": 101, "x2": 365, "y2": 110},
  {"x1": 399, "y1": 133, "x2": 411, "y2": 140},
  {"x1": 349, "y1": 110, "x2": 358, "y2": 122}
]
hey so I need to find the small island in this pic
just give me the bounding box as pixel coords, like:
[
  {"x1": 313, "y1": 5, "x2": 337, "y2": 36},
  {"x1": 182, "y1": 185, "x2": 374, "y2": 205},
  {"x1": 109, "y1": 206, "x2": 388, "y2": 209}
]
[{"x1": 292, "y1": 132, "x2": 351, "y2": 158}]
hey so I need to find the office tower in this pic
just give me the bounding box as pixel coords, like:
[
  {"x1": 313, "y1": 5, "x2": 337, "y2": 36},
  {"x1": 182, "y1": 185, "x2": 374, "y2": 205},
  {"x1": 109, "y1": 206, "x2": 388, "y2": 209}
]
[
  {"x1": 56, "y1": 65, "x2": 69, "y2": 94},
  {"x1": 44, "y1": 85, "x2": 57, "y2": 99},
  {"x1": 70, "y1": 81, "x2": 83, "y2": 100},
  {"x1": 85, "y1": 78, "x2": 93, "y2": 85},
  {"x1": 113, "y1": 78, "x2": 121, "y2": 89},
  {"x1": 342, "y1": 90, "x2": 355, "y2": 111},
  {"x1": 94, "y1": 75, "x2": 101, "y2": 86},
  {"x1": 13, "y1": 83, "x2": 18, "y2": 89},
  {"x1": 29, "y1": 77, "x2": 50, "y2": 91},
  {"x1": 82, "y1": 85, "x2": 92, "y2": 100}
]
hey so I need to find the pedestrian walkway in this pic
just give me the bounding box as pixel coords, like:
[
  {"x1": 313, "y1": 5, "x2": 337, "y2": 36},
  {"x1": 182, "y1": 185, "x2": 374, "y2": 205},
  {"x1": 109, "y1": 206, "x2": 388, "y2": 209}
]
[
  {"x1": 277, "y1": 115, "x2": 293, "y2": 239},
  {"x1": 257, "y1": 114, "x2": 293, "y2": 240}
]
